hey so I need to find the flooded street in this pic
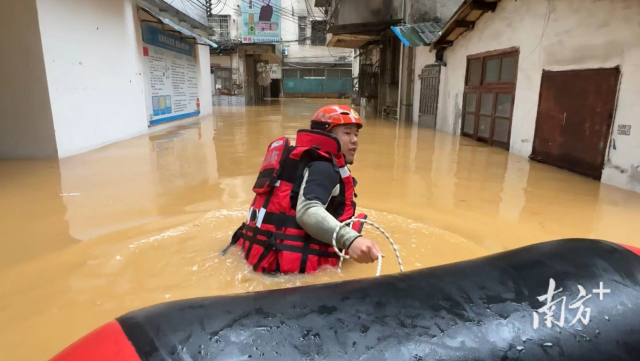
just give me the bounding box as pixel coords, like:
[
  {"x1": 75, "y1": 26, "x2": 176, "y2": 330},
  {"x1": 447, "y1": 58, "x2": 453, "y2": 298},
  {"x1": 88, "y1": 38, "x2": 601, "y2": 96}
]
[{"x1": 2, "y1": 99, "x2": 640, "y2": 360}]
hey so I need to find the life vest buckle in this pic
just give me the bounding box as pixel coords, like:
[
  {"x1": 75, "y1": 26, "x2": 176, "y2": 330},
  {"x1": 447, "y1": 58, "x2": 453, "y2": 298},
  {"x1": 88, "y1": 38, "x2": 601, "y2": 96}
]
[
  {"x1": 221, "y1": 224, "x2": 245, "y2": 256},
  {"x1": 266, "y1": 234, "x2": 277, "y2": 249},
  {"x1": 250, "y1": 208, "x2": 258, "y2": 223}
]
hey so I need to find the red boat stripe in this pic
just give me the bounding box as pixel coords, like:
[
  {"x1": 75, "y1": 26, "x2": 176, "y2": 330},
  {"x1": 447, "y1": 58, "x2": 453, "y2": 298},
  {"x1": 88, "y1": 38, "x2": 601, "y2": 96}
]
[
  {"x1": 49, "y1": 320, "x2": 140, "y2": 361},
  {"x1": 620, "y1": 244, "x2": 640, "y2": 257}
]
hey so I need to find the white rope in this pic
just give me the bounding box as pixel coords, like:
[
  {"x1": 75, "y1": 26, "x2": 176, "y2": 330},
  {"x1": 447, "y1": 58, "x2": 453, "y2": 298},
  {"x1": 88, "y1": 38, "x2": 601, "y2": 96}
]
[{"x1": 332, "y1": 217, "x2": 404, "y2": 276}]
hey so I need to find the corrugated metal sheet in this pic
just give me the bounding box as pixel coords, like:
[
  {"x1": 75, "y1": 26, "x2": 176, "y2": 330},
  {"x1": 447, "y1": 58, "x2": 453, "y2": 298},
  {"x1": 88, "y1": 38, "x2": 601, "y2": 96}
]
[
  {"x1": 390, "y1": 21, "x2": 443, "y2": 47},
  {"x1": 139, "y1": 5, "x2": 218, "y2": 48}
]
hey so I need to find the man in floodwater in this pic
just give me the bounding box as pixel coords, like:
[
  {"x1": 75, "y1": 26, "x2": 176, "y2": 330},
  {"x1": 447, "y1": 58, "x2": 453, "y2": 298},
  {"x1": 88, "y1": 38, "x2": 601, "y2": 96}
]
[{"x1": 226, "y1": 105, "x2": 384, "y2": 274}]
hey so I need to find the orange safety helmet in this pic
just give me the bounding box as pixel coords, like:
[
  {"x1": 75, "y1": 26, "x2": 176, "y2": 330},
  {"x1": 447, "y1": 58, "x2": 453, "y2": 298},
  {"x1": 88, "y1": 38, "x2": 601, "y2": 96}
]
[{"x1": 310, "y1": 105, "x2": 363, "y2": 131}]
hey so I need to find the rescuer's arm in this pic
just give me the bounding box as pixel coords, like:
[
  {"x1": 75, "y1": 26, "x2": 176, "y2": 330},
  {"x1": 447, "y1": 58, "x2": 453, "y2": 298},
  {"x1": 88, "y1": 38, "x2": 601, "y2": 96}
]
[{"x1": 295, "y1": 162, "x2": 361, "y2": 250}]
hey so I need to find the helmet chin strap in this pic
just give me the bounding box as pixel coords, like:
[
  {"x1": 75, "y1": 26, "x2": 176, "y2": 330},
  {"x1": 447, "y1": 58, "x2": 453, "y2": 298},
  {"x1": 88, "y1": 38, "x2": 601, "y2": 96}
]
[{"x1": 310, "y1": 121, "x2": 331, "y2": 131}]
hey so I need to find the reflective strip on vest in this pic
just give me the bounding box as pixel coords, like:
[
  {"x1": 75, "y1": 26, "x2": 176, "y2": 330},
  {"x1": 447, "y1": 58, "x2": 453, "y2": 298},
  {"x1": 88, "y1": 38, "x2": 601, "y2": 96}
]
[
  {"x1": 339, "y1": 166, "x2": 350, "y2": 178},
  {"x1": 256, "y1": 208, "x2": 267, "y2": 227},
  {"x1": 247, "y1": 206, "x2": 254, "y2": 223},
  {"x1": 237, "y1": 131, "x2": 357, "y2": 274}
]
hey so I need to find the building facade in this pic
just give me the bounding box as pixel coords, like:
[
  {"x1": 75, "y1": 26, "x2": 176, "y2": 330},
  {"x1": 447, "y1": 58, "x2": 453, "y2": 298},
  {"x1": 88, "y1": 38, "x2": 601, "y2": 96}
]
[
  {"x1": 417, "y1": 0, "x2": 640, "y2": 193},
  {"x1": 325, "y1": 0, "x2": 459, "y2": 120},
  {"x1": 208, "y1": 0, "x2": 352, "y2": 103},
  {"x1": 0, "y1": 0, "x2": 215, "y2": 159}
]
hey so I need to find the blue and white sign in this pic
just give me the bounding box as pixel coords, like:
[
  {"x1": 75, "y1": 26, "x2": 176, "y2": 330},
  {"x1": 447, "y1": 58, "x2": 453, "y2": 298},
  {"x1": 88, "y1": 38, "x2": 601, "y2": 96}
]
[
  {"x1": 141, "y1": 22, "x2": 195, "y2": 56},
  {"x1": 241, "y1": 0, "x2": 282, "y2": 43},
  {"x1": 141, "y1": 23, "x2": 200, "y2": 125}
]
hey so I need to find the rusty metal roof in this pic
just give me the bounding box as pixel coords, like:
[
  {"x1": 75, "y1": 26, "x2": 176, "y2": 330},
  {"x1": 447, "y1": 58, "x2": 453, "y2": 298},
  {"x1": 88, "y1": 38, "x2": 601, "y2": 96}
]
[{"x1": 390, "y1": 21, "x2": 444, "y2": 47}]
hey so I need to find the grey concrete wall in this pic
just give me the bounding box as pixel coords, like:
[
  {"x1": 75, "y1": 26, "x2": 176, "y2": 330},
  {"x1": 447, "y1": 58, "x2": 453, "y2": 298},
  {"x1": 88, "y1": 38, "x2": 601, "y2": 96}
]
[
  {"x1": 0, "y1": 0, "x2": 58, "y2": 158},
  {"x1": 410, "y1": 0, "x2": 463, "y2": 24},
  {"x1": 334, "y1": 0, "x2": 402, "y2": 27}
]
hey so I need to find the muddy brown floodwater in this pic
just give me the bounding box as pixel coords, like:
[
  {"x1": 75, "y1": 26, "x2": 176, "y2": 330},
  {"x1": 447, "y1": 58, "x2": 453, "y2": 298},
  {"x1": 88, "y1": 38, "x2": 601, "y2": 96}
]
[{"x1": 2, "y1": 99, "x2": 640, "y2": 360}]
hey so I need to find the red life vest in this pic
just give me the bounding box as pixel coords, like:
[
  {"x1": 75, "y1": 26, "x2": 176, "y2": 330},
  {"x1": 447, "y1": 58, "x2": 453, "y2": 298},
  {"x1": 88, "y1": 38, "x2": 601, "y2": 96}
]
[{"x1": 231, "y1": 129, "x2": 363, "y2": 274}]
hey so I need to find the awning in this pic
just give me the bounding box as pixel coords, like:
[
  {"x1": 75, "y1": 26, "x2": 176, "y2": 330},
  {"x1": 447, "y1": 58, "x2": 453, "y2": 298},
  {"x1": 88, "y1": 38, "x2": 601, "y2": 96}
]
[
  {"x1": 390, "y1": 21, "x2": 443, "y2": 47},
  {"x1": 326, "y1": 33, "x2": 380, "y2": 49},
  {"x1": 430, "y1": 0, "x2": 500, "y2": 51},
  {"x1": 138, "y1": 4, "x2": 218, "y2": 48},
  {"x1": 326, "y1": 19, "x2": 400, "y2": 49}
]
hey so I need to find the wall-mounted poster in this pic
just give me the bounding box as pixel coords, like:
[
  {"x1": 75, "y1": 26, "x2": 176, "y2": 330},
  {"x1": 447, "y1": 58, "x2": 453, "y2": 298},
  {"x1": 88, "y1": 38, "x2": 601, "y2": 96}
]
[
  {"x1": 268, "y1": 64, "x2": 282, "y2": 79},
  {"x1": 141, "y1": 23, "x2": 200, "y2": 126},
  {"x1": 241, "y1": 0, "x2": 282, "y2": 43}
]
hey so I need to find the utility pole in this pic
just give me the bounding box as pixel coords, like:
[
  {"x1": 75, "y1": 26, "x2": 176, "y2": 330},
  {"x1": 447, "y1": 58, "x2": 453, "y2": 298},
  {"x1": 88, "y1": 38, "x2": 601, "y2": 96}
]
[
  {"x1": 396, "y1": 0, "x2": 414, "y2": 123},
  {"x1": 206, "y1": 0, "x2": 213, "y2": 17}
]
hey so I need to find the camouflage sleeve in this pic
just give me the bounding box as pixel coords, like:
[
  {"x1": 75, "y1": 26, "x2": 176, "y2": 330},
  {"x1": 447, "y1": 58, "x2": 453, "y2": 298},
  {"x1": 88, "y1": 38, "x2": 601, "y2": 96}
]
[{"x1": 295, "y1": 167, "x2": 361, "y2": 250}]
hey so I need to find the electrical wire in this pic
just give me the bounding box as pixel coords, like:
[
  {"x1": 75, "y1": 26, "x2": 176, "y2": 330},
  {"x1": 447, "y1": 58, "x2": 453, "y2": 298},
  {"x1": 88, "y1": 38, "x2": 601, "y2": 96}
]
[
  {"x1": 181, "y1": 0, "x2": 211, "y2": 23},
  {"x1": 267, "y1": 3, "x2": 305, "y2": 24},
  {"x1": 326, "y1": 45, "x2": 344, "y2": 62},
  {"x1": 524, "y1": 0, "x2": 551, "y2": 60},
  {"x1": 183, "y1": 0, "x2": 206, "y2": 11},
  {"x1": 326, "y1": 0, "x2": 340, "y2": 25},
  {"x1": 255, "y1": 0, "x2": 302, "y2": 20},
  {"x1": 235, "y1": 0, "x2": 293, "y2": 21},
  {"x1": 304, "y1": 0, "x2": 317, "y2": 20},
  {"x1": 215, "y1": 0, "x2": 241, "y2": 15},
  {"x1": 212, "y1": 0, "x2": 228, "y2": 15},
  {"x1": 208, "y1": 0, "x2": 329, "y2": 43},
  {"x1": 240, "y1": 0, "x2": 303, "y2": 24},
  {"x1": 206, "y1": 0, "x2": 224, "y2": 15},
  {"x1": 191, "y1": 0, "x2": 210, "y2": 8},
  {"x1": 237, "y1": 0, "x2": 324, "y2": 28},
  {"x1": 184, "y1": 1, "x2": 204, "y2": 14},
  {"x1": 236, "y1": 0, "x2": 299, "y2": 24}
]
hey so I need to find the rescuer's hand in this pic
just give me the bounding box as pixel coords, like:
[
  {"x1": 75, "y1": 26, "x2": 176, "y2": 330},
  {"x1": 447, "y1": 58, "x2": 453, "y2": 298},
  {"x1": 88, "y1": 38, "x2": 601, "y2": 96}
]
[{"x1": 348, "y1": 237, "x2": 384, "y2": 264}]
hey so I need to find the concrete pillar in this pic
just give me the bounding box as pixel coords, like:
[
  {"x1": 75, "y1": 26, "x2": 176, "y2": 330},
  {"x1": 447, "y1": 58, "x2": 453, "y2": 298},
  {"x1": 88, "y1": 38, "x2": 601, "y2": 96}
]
[
  {"x1": 197, "y1": 44, "x2": 213, "y2": 116},
  {"x1": 398, "y1": 45, "x2": 415, "y2": 123},
  {"x1": 0, "y1": 0, "x2": 58, "y2": 158},
  {"x1": 245, "y1": 55, "x2": 256, "y2": 105},
  {"x1": 397, "y1": 0, "x2": 414, "y2": 123}
]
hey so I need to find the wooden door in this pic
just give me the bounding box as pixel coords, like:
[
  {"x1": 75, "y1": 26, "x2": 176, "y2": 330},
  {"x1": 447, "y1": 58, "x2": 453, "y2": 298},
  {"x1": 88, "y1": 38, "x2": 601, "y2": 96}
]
[
  {"x1": 461, "y1": 49, "x2": 519, "y2": 150},
  {"x1": 418, "y1": 65, "x2": 440, "y2": 128},
  {"x1": 531, "y1": 68, "x2": 620, "y2": 180}
]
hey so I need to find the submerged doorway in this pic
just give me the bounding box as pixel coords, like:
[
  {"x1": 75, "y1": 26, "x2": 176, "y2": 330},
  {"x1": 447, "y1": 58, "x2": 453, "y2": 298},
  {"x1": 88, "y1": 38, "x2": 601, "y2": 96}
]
[
  {"x1": 531, "y1": 68, "x2": 620, "y2": 180},
  {"x1": 418, "y1": 65, "x2": 440, "y2": 128},
  {"x1": 269, "y1": 79, "x2": 281, "y2": 98}
]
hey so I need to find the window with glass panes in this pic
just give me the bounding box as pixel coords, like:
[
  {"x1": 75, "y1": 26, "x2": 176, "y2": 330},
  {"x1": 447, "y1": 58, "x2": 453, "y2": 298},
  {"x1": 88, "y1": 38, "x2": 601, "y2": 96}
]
[
  {"x1": 310, "y1": 20, "x2": 327, "y2": 46},
  {"x1": 209, "y1": 15, "x2": 230, "y2": 38},
  {"x1": 299, "y1": 68, "x2": 313, "y2": 78},
  {"x1": 214, "y1": 68, "x2": 232, "y2": 92},
  {"x1": 462, "y1": 49, "x2": 519, "y2": 150},
  {"x1": 326, "y1": 69, "x2": 340, "y2": 78},
  {"x1": 298, "y1": 17, "x2": 307, "y2": 45},
  {"x1": 283, "y1": 68, "x2": 299, "y2": 78}
]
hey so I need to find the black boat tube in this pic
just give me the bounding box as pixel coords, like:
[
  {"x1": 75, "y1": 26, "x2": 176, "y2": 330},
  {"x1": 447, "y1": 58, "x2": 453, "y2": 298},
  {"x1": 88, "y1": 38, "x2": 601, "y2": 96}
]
[{"x1": 51, "y1": 239, "x2": 640, "y2": 361}]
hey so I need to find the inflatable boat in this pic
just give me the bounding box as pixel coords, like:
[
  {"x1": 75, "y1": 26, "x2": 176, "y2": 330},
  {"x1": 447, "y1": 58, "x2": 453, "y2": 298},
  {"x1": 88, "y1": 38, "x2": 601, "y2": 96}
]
[{"x1": 50, "y1": 239, "x2": 640, "y2": 360}]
